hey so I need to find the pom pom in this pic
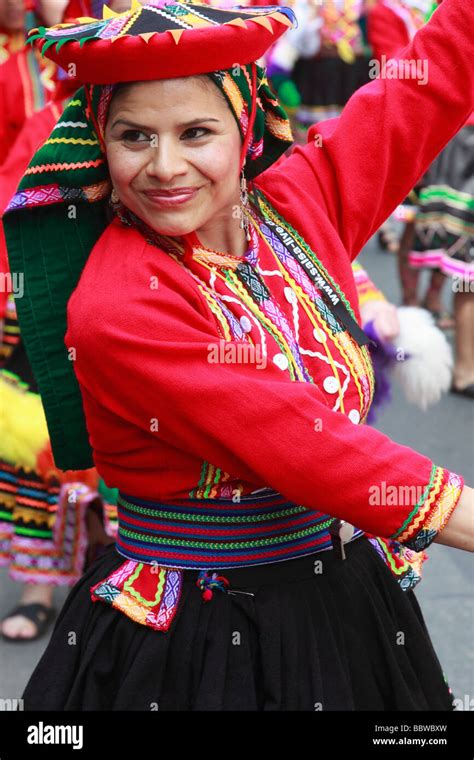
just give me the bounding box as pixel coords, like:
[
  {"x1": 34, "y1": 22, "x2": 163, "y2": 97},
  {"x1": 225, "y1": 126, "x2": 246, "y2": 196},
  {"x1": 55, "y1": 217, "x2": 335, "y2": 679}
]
[{"x1": 391, "y1": 306, "x2": 453, "y2": 410}]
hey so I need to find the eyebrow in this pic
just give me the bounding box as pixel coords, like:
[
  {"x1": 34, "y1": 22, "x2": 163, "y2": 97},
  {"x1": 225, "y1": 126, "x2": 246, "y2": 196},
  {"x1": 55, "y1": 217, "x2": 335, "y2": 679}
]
[{"x1": 110, "y1": 117, "x2": 221, "y2": 130}]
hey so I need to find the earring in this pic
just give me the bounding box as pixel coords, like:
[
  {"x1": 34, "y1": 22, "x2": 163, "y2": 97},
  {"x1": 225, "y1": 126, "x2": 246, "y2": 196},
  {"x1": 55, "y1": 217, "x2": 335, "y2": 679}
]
[
  {"x1": 239, "y1": 166, "x2": 251, "y2": 242},
  {"x1": 110, "y1": 188, "x2": 120, "y2": 204}
]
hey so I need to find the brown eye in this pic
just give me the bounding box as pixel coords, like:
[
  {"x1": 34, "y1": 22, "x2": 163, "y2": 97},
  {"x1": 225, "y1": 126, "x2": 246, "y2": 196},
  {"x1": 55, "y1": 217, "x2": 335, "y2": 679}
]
[
  {"x1": 181, "y1": 127, "x2": 210, "y2": 140},
  {"x1": 122, "y1": 130, "x2": 149, "y2": 143}
]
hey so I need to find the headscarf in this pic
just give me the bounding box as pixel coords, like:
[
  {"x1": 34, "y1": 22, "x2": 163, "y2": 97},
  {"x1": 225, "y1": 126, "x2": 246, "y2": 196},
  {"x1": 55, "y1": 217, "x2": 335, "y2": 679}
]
[{"x1": 8, "y1": 60, "x2": 293, "y2": 217}]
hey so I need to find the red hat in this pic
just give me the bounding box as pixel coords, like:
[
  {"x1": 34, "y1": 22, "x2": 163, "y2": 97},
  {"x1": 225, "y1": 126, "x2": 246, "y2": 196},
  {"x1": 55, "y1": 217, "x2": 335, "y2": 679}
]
[{"x1": 28, "y1": 1, "x2": 295, "y2": 84}]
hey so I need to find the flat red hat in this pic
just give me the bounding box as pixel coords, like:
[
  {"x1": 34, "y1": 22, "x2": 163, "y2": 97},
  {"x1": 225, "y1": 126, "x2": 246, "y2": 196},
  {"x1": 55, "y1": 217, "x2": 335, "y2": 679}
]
[{"x1": 28, "y1": 0, "x2": 296, "y2": 84}]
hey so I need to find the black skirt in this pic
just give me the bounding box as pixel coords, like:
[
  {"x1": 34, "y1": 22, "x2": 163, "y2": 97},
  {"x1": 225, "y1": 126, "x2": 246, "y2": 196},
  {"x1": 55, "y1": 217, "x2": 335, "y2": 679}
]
[
  {"x1": 22, "y1": 536, "x2": 455, "y2": 711},
  {"x1": 292, "y1": 55, "x2": 371, "y2": 110},
  {"x1": 411, "y1": 126, "x2": 474, "y2": 279}
]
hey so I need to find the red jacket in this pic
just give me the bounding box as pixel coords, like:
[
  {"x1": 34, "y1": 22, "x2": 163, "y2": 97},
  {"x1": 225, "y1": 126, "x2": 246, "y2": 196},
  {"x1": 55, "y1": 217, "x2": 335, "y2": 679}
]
[{"x1": 65, "y1": 0, "x2": 472, "y2": 544}]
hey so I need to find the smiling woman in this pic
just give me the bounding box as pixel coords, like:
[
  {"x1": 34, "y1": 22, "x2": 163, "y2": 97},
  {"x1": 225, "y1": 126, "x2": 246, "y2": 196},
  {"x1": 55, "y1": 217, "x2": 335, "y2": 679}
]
[
  {"x1": 3, "y1": 0, "x2": 474, "y2": 712},
  {"x1": 104, "y1": 76, "x2": 245, "y2": 250}
]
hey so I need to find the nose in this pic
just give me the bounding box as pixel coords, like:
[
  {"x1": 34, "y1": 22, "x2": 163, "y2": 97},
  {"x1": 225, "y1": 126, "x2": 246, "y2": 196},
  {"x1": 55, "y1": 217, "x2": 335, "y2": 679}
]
[{"x1": 145, "y1": 135, "x2": 188, "y2": 183}]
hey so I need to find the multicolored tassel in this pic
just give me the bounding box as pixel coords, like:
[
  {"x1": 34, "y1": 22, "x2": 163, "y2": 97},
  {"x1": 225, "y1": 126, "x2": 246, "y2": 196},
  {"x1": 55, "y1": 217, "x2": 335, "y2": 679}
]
[{"x1": 196, "y1": 570, "x2": 230, "y2": 602}]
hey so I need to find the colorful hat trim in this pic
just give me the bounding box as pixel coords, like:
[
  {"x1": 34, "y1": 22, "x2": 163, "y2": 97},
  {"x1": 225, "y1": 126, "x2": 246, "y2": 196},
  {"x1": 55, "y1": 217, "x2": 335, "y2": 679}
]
[{"x1": 27, "y1": 1, "x2": 296, "y2": 84}]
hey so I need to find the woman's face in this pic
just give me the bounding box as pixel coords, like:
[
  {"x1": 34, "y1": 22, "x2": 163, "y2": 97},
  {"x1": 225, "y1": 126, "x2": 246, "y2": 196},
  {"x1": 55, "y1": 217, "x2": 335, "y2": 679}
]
[
  {"x1": 0, "y1": 0, "x2": 25, "y2": 31},
  {"x1": 104, "y1": 77, "x2": 243, "y2": 238}
]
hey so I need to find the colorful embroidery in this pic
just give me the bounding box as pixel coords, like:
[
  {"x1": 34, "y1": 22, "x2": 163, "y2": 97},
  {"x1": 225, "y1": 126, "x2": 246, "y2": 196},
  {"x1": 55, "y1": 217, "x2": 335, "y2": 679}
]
[
  {"x1": 392, "y1": 463, "x2": 442, "y2": 542},
  {"x1": 320, "y1": 0, "x2": 366, "y2": 63},
  {"x1": 0, "y1": 477, "x2": 97, "y2": 586},
  {"x1": 367, "y1": 535, "x2": 427, "y2": 591},
  {"x1": 402, "y1": 471, "x2": 464, "y2": 552},
  {"x1": 90, "y1": 558, "x2": 183, "y2": 631},
  {"x1": 116, "y1": 490, "x2": 365, "y2": 570}
]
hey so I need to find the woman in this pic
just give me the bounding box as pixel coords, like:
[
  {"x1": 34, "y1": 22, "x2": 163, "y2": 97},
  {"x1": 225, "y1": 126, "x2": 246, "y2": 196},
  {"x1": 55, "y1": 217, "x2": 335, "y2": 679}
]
[{"x1": 4, "y1": 0, "x2": 474, "y2": 710}]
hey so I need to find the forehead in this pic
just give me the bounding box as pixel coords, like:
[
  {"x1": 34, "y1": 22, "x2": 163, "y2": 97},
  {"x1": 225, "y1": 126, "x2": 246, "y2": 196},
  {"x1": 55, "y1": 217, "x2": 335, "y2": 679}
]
[
  {"x1": 103, "y1": 77, "x2": 233, "y2": 128},
  {"x1": 107, "y1": 77, "x2": 227, "y2": 118}
]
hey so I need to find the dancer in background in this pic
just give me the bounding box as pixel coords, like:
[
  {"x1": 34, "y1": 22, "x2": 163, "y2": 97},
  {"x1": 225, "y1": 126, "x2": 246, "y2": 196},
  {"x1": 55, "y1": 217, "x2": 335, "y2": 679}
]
[
  {"x1": 0, "y1": 1, "x2": 59, "y2": 165},
  {"x1": 0, "y1": 0, "x2": 25, "y2": 63},
  {"x1": 291, "y1": 1, "x2": 375, "y2": 129},
  {"x1": 0, "y1": 291, "x2": 117, "y2": 641}
]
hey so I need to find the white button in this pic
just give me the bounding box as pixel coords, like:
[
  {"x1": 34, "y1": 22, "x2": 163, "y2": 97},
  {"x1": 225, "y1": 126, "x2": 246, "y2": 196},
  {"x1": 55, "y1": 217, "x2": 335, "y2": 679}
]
[
  {"x1": 323, "y1": 376, "x2": 339, "y2": 394},
  {"x1": 348, "y1": 409, "x2": 360, "y2": 424},
  {"x1": 284, "y1": 286, "x2": 296, "y2": 304},
  {"x1": 273, "y1": 353, "x2": 289, "y2": 371},
  {"x1": 240, "y1": 316, "x2": 252, "y2": 333},
  {"x1": 313, "y1": 327, "x2": 327, "y2": 343}
]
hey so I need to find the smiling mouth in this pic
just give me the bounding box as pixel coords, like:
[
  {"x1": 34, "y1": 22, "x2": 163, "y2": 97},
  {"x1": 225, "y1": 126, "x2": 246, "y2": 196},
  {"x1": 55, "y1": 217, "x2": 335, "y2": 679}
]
[
  {"x1": 142, "y1": 187, "x2": 201, "y2": 207},
  {"x1": 144, "y1": 187, "x2": 200, "y2": 197}
]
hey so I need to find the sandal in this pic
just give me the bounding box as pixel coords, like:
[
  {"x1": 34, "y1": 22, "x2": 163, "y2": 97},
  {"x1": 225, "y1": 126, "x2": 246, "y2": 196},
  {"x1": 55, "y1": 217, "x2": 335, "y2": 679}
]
[
  {"x1": 0, "y1": 603, "x2": 56, "y2": 643},
  {"x1": 432, "y1": 310, "x2": 456, "y2": 331},
  {"x1": 450, "y1": 382, "x2": 474, "y2": 399},
  {"x1": 421, "y1": 304, "x2": 456, "y2": 331}
]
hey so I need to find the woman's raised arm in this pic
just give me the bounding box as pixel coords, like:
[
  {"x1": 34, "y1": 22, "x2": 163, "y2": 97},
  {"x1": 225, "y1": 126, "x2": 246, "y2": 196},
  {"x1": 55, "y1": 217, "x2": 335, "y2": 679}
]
[{"x1": 258, "y1": 0, "x2": 473, "y2": 261}]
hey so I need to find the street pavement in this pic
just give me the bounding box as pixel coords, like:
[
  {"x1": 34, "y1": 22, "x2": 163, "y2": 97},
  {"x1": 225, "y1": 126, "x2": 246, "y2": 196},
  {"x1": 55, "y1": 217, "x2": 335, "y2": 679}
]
[{"x1": 0, "y1": 234, "x2": 472, "y2": 706}]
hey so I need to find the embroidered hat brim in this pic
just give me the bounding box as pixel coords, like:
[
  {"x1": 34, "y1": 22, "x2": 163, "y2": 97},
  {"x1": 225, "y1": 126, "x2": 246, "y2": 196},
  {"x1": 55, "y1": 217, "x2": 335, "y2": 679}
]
[{"x1": 29, "y1": 1, "x2": 295, "y2": 84}]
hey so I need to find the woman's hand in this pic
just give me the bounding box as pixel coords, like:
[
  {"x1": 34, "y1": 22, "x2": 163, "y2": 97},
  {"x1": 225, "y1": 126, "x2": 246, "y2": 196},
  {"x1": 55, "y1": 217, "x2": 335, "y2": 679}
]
[
  {"x1": 434, "y1": 485, "x2": 474, "y2": 552},
  {"x1": 360, "y1": 300, "x2": 400, "y2": 343}
]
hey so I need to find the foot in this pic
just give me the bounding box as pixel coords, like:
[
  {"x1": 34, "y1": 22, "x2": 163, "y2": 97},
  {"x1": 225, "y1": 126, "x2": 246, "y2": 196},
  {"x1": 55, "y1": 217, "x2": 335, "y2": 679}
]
[
  {"x1": 0, "y1": 586, "x2": 54, "y2": 640},
  {"x1": 434, "y1": 311, "x2": 456, "y2": 330},
  {"x1": 450, "y1": 382, "x2": 474, "y2": 399},
  {"x1": 451, "y1": 372, "x2": 474, "y2": 397},
  {"x1": 421, "y1": 299, "x2": 456, "y2": 330}
]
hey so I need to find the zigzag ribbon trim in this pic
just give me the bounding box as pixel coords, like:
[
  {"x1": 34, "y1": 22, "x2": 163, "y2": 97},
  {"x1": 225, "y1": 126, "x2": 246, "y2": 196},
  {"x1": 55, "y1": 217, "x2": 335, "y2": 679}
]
[
  {"x1": 46, "y1": 137, "x2": 100, "y2": 146},
  {"x1": 25, "y1": 158, "x2": 105, "y2": 174}
]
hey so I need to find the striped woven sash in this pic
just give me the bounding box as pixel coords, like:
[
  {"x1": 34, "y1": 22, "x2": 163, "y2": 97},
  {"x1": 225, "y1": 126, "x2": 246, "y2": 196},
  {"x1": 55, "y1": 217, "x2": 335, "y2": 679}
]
[{"x1": 115, "y1": 488, "x2": 365, "y2": 570}]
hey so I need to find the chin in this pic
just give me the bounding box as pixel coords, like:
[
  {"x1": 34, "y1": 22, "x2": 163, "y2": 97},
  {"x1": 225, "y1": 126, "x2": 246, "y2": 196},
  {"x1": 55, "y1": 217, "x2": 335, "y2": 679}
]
[{"x1": 143, "y1": 211, "x2": 205, "y2": 239}]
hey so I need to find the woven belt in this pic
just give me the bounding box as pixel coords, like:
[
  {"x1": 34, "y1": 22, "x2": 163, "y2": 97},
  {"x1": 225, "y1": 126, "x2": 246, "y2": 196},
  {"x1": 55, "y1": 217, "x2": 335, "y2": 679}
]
[
  {"x1": 90, "y1": 491, "x2": 426, "y2": 633},
  {"x1": 115, "y1": 488, "x2": 364, "y2": 570}
]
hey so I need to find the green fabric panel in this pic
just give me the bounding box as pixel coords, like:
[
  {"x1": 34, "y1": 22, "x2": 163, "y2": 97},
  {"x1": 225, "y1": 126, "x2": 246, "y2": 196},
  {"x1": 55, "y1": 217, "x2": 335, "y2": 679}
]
[
  {"x1": 4, "y1": 202, "x2": 108, "y2": 470},
  {"x1": 98, "y1": 479, "x2": 119, "y2": 505}
]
